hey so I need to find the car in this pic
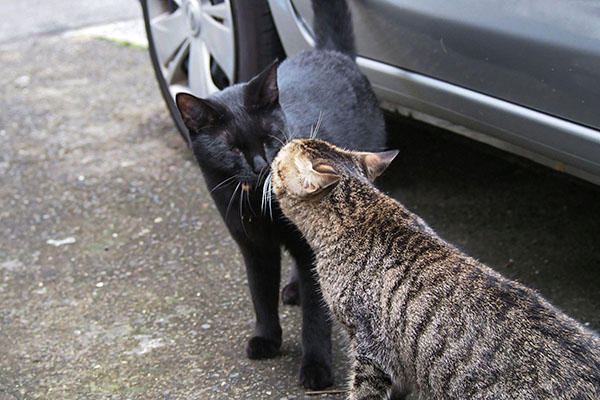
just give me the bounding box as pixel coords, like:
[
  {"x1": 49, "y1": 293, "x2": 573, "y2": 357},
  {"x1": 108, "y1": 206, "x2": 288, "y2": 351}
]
[{"x1": 140, "y1": 0, "x2": 600, "y2": 185}]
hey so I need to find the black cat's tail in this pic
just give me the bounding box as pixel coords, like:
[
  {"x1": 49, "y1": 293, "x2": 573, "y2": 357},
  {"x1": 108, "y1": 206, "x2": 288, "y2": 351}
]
[{"x1": 312, "y1": 0, "x2": 356, "y2": 59}]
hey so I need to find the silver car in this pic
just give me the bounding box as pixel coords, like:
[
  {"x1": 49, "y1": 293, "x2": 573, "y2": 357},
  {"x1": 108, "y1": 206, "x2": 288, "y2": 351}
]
[{"x1": 141, "y1": 0, "x2": 600, "y2": 184}]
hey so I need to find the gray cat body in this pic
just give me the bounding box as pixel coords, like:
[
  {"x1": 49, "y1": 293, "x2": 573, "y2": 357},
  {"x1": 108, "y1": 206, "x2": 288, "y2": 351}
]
[
  {"x1": 272, "y1": 138, "x2": 600, "y2": 399},
  {"x1": 278, "y1": 50, "x2": 386, "y2": 153}
]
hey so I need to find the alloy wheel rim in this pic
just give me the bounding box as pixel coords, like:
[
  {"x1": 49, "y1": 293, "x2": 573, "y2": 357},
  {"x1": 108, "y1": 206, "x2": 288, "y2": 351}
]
[{"x1": 147, "y1": 0, "x2": 235, "y2": 98}]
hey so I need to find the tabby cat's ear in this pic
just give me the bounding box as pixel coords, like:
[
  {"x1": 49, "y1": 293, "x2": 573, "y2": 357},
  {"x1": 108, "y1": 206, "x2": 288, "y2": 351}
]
[
  {"x1": 360, "y1": 150, "x2": 399, "y2": 181},
  {"x1": 244, "y1": 60, "x2": 279, "y2": 110},
  {"x1": 293, "y1": 156, "x2": 340, "y2": 197},
  {"x1": 176, "y1": 93, "x2": 221, "y2": 136}
]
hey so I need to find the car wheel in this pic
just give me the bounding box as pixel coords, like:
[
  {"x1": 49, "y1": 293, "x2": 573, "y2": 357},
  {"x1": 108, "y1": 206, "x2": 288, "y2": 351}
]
[{"x1": 141, "y1": 0, "x2": 285, "y2": 142}]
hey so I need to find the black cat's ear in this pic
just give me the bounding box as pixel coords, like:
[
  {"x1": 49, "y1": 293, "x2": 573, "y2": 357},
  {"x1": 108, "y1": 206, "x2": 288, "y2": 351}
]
[
  {"x1": 244, "y1": 60, "x2": 280, "y2": 110},
  {"x1": 176, "y1": 92, "x2": 221, "y2": 136},
  {"x1": 360, "y1": 150, "x2": 399, "y2": 181}
]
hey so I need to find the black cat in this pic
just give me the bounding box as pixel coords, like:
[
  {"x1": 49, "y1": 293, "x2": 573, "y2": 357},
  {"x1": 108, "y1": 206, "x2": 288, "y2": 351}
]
[{"x1": 175, "y1": 0, "x2": 386, "y2": 389}]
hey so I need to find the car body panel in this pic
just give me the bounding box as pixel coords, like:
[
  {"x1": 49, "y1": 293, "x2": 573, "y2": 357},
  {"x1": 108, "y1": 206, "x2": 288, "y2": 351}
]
[
  {"x1": 267, "y1": 0, "x2": 600, "y2": 183},
  {"x1": 294, "y1": 0, "x2": 600, "y2": 130}
]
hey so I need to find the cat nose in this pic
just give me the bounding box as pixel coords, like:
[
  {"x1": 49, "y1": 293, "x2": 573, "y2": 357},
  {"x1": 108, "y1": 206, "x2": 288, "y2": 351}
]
[{"x1": 252, "y1": 155, "x2": 267, "y2": 174}]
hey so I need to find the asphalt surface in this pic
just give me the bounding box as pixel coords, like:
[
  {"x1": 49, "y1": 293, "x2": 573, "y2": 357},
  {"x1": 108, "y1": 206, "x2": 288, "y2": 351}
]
[
  {"x1": 0, "y1": 0, "x2": 140, "y2": 45},
  {"x1": 1, "y1": 18, "x2": 599, "y2": 400}
]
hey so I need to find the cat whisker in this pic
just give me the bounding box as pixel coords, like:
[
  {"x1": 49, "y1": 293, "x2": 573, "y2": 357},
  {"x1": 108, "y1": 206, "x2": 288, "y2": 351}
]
[
  {"x1": 261, "y1": 173, "x2": 269, "y2": 215},
  {"x1": 257, "y1": 165, "x2": 269, "y2": 186},
  {"x1": 268, "y1": 134, "x2": 287, "y2": 148},
  {"x1": 210, "y1": 175, "x2": 237, "y2": 194},
  {"x1": 310, "y1": 110, "x2": 324, "y2": 139},
  {"x1": 239, "y1": 185, "x2": 249, "y2": 236},
  {"x1": 261, "y1": 172, "x2": 273, "y2": 219},
  {"x1": 267, "y1": 173, "x2": 274, "y2": 221},
  {"x1": 244, "y1": 185, "x2": 257, "y2": 217},
  {"x1": 225, "y1": 182, "x2": 241, "y2": 222},
  {"x1": 278, "y1": 128, "x2": 292, "y2": 145}
]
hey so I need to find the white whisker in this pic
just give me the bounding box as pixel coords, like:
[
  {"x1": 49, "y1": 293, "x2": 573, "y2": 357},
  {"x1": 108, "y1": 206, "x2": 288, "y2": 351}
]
[
  {"x1": 258, "y1": 165, "x2": 269, "y2": 184},
  {"x1": 261, "y1": 172, "x2": 271, "y2": 215},
  {"x1": 279, "y1": 128, "x2": 292, "y2": 144},
  {"x1": 239, "y1": 186, "x2": 248, "y2": 236},
  {"x1": 268, "y1": 174, "x2": 274, "y2": 221},
  {"x1": 268, "y1": 134, "x2": 287, "y2": 148},
  {"x1": 257, "y1": 167, "x2": 269, "y2": 208},
  {"x1": 225, "y1": 182, "x2": 241, "y2": 221},
  {"x1": 311, "y1": 110, "x2": 324, "y2": 139},
  {"x1": 245, "y1": 186, "x2": 256, "y2": 216},
  {"x1": 210, "y1": 175, "x2": 237, "y2": 194}
]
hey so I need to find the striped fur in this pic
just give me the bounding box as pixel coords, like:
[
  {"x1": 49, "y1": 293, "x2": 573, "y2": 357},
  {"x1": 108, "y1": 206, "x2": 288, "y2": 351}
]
[{"x1": 272, "y1": 139, "x2": 600, "y2": 399}]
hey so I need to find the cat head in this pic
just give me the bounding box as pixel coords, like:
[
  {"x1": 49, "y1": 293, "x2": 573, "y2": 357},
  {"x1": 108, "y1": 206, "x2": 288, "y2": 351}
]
[
  {"x1": 271, "y1": 138, "x2": 398, "y2": 200},
  {"x1": 176, "y1": 61, "x2": 284, "y2": 189}
]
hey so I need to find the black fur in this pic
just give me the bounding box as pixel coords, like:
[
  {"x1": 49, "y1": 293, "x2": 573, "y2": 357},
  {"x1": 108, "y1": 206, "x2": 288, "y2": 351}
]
[
  {"x1": 175, "y1": 0, "x2": 386, "y2": 389},
  {"x1": 312, "y1": 0, "x2": 356, "y2": 58}
]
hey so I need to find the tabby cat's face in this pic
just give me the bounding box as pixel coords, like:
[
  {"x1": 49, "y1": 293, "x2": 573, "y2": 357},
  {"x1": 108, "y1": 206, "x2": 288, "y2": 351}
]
[
  {"x1": 272, "y1": 138, "x2": 398, "y2": 201},
  {"x1": 176, "y1": 62, "x2": 284, "y2": 190}
]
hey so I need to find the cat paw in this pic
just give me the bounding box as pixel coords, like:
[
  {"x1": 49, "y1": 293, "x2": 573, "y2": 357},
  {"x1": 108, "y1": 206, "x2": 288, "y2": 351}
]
[
  {"x1": 246, "y1": 336, "x2": 281, "y2": 359},
  {"x1": 299, "y1": 362, "x2": 334, "y2": 390},
  {"x1": 281, "y1": 281, "x2": 301, "y2": 305}
]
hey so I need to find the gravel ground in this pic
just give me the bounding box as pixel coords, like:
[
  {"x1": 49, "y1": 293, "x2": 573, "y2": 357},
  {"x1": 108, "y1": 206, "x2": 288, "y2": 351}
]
[{"x1": 0, "y1": 33, "x2": 598, "y2": 400}]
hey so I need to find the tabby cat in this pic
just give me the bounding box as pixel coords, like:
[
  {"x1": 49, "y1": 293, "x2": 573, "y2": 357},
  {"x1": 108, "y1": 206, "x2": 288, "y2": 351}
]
[
  {"x1": 175, "y1": 0, "x2": 386, "y2": 389},
  {"x1": 271, "y1": 138, "x2": 600, "y2": 399}
]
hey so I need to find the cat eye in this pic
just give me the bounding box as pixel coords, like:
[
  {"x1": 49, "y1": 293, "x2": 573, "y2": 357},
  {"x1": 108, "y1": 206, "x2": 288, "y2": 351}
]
[{"x1": 230, "y1": 146, "x2": 242, "y2": 153}]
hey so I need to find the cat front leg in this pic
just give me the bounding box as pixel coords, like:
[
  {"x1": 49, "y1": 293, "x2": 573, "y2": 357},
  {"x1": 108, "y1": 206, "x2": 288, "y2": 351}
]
[
  {"x1": 209, "y1": 182, "x2": 283, "y2": 360},
  {"x1": 349, "y1": 354, "x2": 393, "y2": 400},
  {"x1": 237, "y1": 240, "x2": 283, "y2": 359}
]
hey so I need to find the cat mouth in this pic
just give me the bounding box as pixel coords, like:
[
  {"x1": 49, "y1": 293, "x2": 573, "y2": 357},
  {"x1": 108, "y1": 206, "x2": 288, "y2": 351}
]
[{"x1": 241, "y1": 183, "x2": 252, "y2": 192}]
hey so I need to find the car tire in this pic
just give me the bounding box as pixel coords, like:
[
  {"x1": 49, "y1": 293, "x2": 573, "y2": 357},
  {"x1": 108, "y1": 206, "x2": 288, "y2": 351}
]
[{"x1": 141, "y1": 0, "x2": 285, "y2": 143}]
